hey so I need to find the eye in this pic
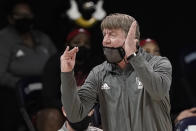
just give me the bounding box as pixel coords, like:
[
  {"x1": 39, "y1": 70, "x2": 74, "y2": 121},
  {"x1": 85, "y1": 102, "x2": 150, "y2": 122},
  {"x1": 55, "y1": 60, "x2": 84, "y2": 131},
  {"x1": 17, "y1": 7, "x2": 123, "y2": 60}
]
[
  {"x1": 145, "y1": 49, "x2": 151, "y2": 53},
  {"x1": 110, "y1": 33, "x2": 116, "y2": 37}
]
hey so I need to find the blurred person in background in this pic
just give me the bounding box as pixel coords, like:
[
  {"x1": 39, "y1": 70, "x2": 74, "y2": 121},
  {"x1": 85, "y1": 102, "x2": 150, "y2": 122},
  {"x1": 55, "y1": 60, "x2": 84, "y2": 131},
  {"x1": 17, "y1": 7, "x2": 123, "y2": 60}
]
[
  {"x1": 0, "y1": 1, "x2": 56, "y2": 130},
  {"x1": 170, "y1": 44, "x2": 196, "y2": 130},
  {"x1": 139, "y1": 38, "x2": 161, "y2": 56},
  {"x1": 36, "y1": 28, "x2": 100, "y2": 131},
  {"x1": 58, "y1": 107, "x2": 102, "y2": 131}
]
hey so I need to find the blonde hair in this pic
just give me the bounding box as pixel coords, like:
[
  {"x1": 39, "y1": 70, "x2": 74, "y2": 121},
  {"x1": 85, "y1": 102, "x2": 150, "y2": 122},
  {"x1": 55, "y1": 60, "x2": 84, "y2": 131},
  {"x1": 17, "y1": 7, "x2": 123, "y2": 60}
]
[{"x1": 101, "y1": 13, "x2": 140, "y2": 39}]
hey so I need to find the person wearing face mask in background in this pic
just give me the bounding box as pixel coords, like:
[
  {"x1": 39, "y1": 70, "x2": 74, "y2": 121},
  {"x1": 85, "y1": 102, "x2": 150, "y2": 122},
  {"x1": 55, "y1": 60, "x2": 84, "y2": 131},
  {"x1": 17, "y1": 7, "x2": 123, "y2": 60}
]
[
  {"x1": 61, "y1": 13, "x2": 173, "y2": 131},
  {"x1": 139, "y1": 38, "x2": 161, "y2": 56},
  {"x1": 66, "y1": 28, "x2": 93, "y2": 86},
  {"x1": 0, "y1": 1, "x2": 57, "y2": 130},
  {"x1": 36, "y1": 28, "x2": 101, "y2": 131}
]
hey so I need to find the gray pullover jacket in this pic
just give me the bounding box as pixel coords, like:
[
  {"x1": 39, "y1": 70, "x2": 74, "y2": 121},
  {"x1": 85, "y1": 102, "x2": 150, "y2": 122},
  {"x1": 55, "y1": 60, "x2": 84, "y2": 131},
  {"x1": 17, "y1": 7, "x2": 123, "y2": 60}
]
[{"x1": 61, "y1": 48, "x2": 172, "y2": 131}]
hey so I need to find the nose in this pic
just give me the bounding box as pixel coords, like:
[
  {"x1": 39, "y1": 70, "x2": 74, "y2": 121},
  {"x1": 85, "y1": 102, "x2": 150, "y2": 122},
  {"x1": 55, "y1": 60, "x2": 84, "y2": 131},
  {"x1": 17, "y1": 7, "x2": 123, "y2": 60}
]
[{"x1": 102, "y1": 35, "x2": 110, "y2": 46}]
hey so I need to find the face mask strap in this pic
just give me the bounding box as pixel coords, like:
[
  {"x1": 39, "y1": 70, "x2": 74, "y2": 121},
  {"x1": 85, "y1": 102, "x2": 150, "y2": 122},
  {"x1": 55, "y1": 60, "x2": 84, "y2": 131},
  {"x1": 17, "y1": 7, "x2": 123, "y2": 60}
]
[{"x1": 118, "y1": 42, "x2": 126, "y2": 63}]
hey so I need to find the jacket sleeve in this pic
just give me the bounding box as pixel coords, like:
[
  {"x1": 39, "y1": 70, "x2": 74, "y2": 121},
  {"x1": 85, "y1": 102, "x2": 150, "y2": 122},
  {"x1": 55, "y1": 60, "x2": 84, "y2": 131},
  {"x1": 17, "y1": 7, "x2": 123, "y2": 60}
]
[
  {"x1": 0, "y1": 36, "x2": 20, "y2": 88},
  {"x1": 128, "y1": 49, "x2": 172, "y2": 101},
  {"x1": 61, "y1": 69, "x2": 98, "y2": 122}
]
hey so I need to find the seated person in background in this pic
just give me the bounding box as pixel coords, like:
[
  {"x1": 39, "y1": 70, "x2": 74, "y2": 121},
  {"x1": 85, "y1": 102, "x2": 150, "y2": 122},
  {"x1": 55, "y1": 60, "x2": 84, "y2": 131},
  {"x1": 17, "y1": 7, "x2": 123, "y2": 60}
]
[
  {"x1": 66, "y1": 28, "x2": 93, "y2": 86},
  {"x1": 0, "y1": 1, "x2": 57, "y2": 88},
  {"x1": 139, "y1": 38, "x2": 161, "y2": 56},
  {"x1": 170, "y1": 44, "x2": 196, "y2": 130},
  {"x1": 0, "y1": 1, "x2": 56, "y2": 130},
  {"x1": 58, "y1": 106, "x2": 103, "y2": 131},
  {"x1": 36, "y1": 28, "x2": 99, "y2": 131}
]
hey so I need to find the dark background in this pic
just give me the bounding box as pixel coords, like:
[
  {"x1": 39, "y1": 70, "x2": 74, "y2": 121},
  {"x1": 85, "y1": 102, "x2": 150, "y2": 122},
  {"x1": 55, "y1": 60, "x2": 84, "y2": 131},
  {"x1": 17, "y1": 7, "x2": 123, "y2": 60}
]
[
  {"x1": 0, "y1": 1, "x2": 196, "y2": 129},
  {"x1": 0, "y1": 0, "x2": 195, "y2": 68}
]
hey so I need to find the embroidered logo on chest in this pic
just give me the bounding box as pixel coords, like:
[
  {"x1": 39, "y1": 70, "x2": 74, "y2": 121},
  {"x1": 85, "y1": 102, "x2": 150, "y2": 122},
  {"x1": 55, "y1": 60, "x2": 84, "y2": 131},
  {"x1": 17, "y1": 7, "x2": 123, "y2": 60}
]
[
  {"x1": 16, "y1": 49, "x2": 25, "y2": 58},
  {"x1": 136, "y1": 77, "x2": 143, "y2": 89},
  {"x1": 101, "y1": 83, "x2": 110, "y2": 90}
]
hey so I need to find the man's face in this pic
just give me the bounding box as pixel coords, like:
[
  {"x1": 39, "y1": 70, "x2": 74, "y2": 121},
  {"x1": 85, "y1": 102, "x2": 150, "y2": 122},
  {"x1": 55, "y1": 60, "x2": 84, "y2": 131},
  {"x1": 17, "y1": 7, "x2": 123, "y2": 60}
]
[
  {"x1": 102, "y1": 28, "x2": 126, "y2": 48},
  {"x1": 9, "y1": 3, "x2": 35, "y2": 34},
  {"x1": 12, "y1": 3, "x2": 34, "y2": 21}
]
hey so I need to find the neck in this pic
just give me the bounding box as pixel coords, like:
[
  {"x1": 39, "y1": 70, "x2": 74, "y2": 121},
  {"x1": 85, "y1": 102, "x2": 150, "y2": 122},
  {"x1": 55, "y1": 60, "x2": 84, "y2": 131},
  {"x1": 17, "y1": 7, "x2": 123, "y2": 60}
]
[{"x1": 117, "y1": 59, "x2": 127, "y2": 69}]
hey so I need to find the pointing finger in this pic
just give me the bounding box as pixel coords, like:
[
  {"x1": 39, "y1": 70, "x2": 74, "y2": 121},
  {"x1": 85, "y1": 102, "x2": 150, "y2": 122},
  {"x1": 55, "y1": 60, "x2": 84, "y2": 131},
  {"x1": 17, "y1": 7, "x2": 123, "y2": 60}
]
[
  {"x1": 69, "y1": 47, "x2": 79, "y2": 55},
  {"x1": 63, "y1": 46, "x2": 70, "y2": 55}
]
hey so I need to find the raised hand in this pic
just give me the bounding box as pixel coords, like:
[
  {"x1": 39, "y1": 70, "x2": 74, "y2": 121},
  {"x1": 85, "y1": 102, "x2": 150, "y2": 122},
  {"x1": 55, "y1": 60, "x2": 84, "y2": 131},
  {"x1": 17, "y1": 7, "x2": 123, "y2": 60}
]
[
  {"x1": 124, "y1": 21, "x2": 139, "y2": 57},
  {"x1": 60, "y1": 46, "x2": 79, "y2": 72}
]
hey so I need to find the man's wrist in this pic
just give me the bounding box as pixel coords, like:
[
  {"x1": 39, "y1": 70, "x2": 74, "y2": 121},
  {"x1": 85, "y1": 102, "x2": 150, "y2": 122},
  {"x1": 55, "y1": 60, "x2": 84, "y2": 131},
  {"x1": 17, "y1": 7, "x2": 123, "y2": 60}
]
[{"x1": 127, "y1": 51, "x2": 138, "y2": 60}]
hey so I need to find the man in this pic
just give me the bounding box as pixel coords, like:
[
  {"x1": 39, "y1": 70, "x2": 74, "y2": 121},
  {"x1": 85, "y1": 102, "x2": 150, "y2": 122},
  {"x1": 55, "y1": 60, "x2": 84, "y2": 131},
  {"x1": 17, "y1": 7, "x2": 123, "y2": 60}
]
[
  {"x1": 0, "y1": 1, "x2": 56, "y2": 130},
  {"x1": 60, "y1": 13, "x2": 172, "y2": 131},
  {"x1": 0, "y1": 1, "x2": 57, "y2": 88}
]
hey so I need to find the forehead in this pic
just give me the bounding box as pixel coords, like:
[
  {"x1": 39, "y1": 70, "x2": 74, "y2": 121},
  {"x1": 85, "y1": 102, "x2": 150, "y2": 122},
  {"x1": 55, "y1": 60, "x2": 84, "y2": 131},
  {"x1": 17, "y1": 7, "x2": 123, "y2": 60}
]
[
  {"x1": 13, "y1": 3, "x2": 32, "y2": 14},
  {"x1": 142, "y1": 42, "x2": 159, "y2": 49},
  {"x1": 69, "y1": 33, "x2": 91, "y2": 47},
  {"x1": 71, "y1": 33, "x2": 90, "y2": 42},
  {"x1": 103, "y1": 28, "x2": 124, "y2": 34}
]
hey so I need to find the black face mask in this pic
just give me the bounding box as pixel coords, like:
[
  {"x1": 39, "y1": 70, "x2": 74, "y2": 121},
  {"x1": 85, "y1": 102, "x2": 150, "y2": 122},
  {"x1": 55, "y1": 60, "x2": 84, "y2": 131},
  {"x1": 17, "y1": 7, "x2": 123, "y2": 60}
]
[
  {"x1": 76, "y1": 47, "x2": 91, "y2": 64},
  {"x1": 13, "y1": 18, "x2": 34, "y2": 33},
  {"x1": 103, "y1": 46, "x2": 126, "y2": 64},
  {"x1": 67, "y1": 116, "x2": 92, "y2": 131},
  {"x1": 69, "y1": 46, "x2": 91, "y2": 73}
]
